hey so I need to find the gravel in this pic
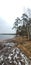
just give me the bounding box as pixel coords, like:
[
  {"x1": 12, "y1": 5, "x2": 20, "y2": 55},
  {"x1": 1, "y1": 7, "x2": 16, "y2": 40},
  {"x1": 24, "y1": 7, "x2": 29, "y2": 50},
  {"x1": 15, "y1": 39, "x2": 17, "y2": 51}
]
[{"x1": 0, "y1": 42, "x2": 31, "y2": 65}]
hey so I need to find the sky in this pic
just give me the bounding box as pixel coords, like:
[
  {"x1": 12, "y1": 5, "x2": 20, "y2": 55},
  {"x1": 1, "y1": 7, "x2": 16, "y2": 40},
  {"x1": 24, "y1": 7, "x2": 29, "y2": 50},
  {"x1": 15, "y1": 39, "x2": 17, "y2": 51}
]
[{"x1": 0, "y1": 0, "x2": 31, "y2": 33}]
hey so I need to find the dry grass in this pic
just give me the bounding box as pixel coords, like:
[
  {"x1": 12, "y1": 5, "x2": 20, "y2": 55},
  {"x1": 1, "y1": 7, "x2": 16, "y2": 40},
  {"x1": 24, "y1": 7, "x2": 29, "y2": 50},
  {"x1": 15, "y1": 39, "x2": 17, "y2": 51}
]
[{"x1": 11, "y1": 36, "x2": 31, "y2": 59}]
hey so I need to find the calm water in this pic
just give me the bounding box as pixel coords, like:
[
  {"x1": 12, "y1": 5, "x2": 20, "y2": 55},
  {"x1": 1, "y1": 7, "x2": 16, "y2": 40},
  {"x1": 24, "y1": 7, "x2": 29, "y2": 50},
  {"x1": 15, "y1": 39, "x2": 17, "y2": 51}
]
[{"x1": 0, "y1": 35, "x2": 15, "y2": 40}]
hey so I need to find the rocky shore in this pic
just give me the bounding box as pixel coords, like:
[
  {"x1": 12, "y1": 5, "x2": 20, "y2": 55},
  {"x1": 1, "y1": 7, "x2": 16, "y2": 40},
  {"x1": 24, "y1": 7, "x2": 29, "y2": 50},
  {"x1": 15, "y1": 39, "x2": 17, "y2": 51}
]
[{"x1": 0, "y1": 36, "x2": 31, "y2": 65}]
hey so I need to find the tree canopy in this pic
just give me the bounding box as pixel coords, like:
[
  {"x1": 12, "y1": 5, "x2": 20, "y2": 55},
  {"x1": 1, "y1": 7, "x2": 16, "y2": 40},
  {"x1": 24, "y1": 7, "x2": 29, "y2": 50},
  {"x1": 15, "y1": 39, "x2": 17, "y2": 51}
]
[{"x1": 12, "y1": 8, "x2": 31, "y2": 38}]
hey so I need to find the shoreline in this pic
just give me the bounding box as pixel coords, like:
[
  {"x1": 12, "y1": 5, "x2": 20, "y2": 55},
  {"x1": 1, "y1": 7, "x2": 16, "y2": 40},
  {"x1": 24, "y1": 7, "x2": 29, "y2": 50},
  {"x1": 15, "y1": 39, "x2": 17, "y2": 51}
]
[
  {"x1": 0, "y1": 36, "x2": 31, "y2": 60},
  {"x1": 0, "y1": 36, "x2": 16, "y2": 43},
  {"x1": 0, "y1": 36, "x2": 28, "y2": 43}
]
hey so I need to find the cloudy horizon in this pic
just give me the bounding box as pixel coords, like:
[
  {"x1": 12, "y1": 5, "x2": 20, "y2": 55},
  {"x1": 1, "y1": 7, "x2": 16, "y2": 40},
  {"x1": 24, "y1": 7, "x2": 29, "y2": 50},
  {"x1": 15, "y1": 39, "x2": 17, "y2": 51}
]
[{"x1": 0, "y1": 0, "x2": 31, "y2": 33}]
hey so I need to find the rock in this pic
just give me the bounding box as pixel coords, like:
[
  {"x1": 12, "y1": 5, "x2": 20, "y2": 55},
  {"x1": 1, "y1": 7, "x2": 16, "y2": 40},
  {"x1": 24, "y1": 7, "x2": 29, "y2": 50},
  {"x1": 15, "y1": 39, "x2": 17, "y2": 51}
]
[{"x1": 0, "y1": 42, "x2": 30, "y2": 65}]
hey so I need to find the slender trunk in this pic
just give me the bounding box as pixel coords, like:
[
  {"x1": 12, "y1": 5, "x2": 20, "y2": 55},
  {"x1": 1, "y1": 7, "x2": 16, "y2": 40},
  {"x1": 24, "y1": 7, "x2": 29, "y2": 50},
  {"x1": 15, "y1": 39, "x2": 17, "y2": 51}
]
[{"x1": 27, "y1": 27, "x2": 29, "y2": 40}]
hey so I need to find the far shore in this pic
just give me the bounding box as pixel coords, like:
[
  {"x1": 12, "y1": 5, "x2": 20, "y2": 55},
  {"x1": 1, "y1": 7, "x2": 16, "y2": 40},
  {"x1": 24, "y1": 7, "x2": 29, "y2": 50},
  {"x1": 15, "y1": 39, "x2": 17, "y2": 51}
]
[{"x1": 0, "y1": 33, "x2": 16, "y2": 35}]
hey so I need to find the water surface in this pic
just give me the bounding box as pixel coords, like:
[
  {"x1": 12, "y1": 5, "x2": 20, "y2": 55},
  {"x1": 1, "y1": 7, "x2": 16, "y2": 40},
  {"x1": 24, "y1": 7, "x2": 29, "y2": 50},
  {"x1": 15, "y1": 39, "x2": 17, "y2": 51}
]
[{"x1": 0, "y1": 35, "x2": 15, "y2": 40}]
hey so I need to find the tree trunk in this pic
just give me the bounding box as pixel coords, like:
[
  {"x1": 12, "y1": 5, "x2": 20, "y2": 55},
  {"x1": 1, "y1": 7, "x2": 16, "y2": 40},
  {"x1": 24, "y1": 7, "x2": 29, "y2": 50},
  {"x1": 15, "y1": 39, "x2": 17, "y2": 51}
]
[{"x1": 27, "y1": 27, "x2": 29, "y2": 40}]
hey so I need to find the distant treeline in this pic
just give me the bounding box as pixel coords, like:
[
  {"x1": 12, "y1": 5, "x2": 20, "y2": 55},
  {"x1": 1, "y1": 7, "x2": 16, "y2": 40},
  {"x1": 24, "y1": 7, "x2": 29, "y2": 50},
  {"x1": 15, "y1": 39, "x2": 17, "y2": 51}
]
[{"x1": 0, "y1": 33, "x2": 16, "y2": 35}]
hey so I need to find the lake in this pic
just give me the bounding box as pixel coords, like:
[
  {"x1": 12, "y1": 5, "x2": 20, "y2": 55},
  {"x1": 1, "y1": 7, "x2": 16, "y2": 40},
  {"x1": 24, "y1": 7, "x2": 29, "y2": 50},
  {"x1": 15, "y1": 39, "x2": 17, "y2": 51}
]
[{"x1": 0, "y1": 35, "x2": 15, "y2": 40}]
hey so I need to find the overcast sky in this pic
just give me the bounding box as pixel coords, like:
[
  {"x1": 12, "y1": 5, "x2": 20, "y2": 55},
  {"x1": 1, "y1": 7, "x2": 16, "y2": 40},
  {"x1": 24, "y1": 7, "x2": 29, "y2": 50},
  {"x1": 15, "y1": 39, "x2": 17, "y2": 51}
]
[{"x1": 0, "y1": 0, "x2": 31, "y2": 33}]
